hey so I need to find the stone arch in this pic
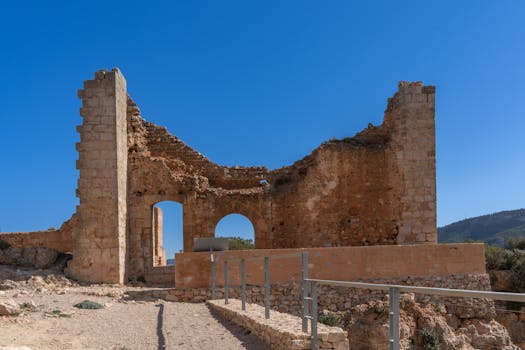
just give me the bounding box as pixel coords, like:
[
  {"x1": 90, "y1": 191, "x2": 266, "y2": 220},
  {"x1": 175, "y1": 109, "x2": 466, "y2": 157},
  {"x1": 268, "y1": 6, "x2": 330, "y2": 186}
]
[
  {"x1": 214, "y1": 213, "x2": 255, "y2": 248},
  {"x1": 208, "y1": 198, "x2": 270, "y2": 248}
]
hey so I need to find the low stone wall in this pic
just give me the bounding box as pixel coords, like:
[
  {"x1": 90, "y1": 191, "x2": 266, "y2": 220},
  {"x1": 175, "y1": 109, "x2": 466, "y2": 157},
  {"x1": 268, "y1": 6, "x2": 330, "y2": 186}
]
[
  {"x1": 175, "y1": 243, "x2": 486, "y2": 288},
  {"x1": 207, "y1": 299, "x2": 349, "y2": 350},
  {"x1": 149, "y1": 274, "x2": 494, "y2": 320},
  {"x1": 0, "y1": 230, "x2": 73, "y2": 253},
  {"x1": 0, "y1": 214, "x2": 76, "y2": 254},
  {"x1": 144, "y1": 266, "x2": 175, "y2": 286}
]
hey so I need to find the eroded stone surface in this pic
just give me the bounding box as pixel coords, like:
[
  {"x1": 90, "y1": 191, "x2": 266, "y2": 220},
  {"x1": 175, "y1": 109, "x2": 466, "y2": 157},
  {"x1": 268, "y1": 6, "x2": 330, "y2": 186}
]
[
  {"x1": 0, "y1": 247, "x2": 58, "y2": 269},
  {"x1": 1, "y1": 70, "x2": 440, "y2": 285}
]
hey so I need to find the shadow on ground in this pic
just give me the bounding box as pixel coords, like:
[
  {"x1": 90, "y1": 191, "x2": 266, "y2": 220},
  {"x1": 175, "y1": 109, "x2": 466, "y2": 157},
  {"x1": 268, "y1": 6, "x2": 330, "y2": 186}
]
[{"x1": 207, "y1": 304, "x2": 271, "y2": 350}]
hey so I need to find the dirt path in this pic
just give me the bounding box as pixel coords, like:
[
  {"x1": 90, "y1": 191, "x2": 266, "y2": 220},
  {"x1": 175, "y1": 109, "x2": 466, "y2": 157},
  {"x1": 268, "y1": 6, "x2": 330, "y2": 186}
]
[{"x1": 0, "y1": 278, "x2": 268, "y2": 350}]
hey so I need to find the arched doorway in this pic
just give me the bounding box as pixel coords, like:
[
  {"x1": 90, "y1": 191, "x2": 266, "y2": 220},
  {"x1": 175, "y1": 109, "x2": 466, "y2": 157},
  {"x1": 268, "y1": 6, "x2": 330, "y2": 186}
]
[
  {"x1": 152, "y1": 201, "x2": 183, "y2": 266},
  {"x1": 215, "y1": 213, "x2": 255, "y2": 250}
]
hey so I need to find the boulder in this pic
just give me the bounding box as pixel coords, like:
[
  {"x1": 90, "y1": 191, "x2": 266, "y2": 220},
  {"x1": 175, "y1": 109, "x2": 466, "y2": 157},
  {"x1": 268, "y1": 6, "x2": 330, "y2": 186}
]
[
  {"x1": 0, "y1": 298, "x2": 20, "y2": 316},
  {"x1": 34, "y1": 248, "x2": 58, "y2": 269},
  {"x1": 344, "y1": 297, "x2": 520, "y2": 350}
]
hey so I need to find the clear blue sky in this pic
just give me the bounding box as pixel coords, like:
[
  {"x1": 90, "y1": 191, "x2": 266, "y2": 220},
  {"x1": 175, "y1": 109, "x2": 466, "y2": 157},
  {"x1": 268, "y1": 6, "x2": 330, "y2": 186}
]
[{"x1": 1, "y1": 1, "x2": 524, "y2": 257}]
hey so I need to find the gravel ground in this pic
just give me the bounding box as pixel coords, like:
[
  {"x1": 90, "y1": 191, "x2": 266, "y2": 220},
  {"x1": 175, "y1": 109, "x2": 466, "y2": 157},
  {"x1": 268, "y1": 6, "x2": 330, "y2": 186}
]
[{"x1": 0, "y1": 268, "x2": 269, "y2": 350}]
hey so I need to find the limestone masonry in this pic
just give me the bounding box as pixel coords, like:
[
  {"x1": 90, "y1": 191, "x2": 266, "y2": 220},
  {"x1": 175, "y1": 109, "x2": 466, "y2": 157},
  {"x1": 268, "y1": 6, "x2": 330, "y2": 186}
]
[{"x1": 3, "y1": 68, "x2": 442, "y2": 284}]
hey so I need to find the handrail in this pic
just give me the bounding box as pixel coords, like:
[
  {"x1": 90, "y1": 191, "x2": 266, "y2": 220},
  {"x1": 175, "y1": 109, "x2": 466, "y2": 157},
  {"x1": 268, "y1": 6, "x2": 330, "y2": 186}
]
[
  {"x1": 305, "y1": 279, "x2": 525, "y2": 302},
  {"x1": 212, "y1": 251, "x2": 525, "y2": 350},
  {"x1": 304, "y1": 278, "x2": 525, "y2": 350},
  {"x1": 212, "y1": 251, "x2": 307, "y2": 321}
]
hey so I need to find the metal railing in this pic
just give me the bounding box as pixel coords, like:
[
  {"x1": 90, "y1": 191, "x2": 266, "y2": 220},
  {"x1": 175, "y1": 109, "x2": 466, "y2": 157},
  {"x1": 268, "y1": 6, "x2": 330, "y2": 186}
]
[
  {"x1": 304, "y1": 279, "x2": 525, "y2": 350},
  {"x1": 211, "y1": 251, "x2": 305, "y2": 320},
  {"x1": 213, "y1": 252, "x2": 525, "y2": 350}
]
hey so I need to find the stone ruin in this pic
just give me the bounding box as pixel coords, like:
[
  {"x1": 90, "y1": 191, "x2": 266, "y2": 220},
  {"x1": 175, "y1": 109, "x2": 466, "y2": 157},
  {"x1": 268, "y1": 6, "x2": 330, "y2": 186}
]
[
  {"x1": 2, "y1": 68, "x2": 522, "y2": 350},
  {"x1": 3, "y1": 68, "x2": 439, "y2": 284}
]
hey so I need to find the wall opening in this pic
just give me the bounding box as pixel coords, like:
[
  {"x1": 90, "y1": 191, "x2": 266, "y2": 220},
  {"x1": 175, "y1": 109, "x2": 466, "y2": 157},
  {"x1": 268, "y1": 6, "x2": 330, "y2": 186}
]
[
  {"x1": 215, "y1": 213, "x2": 255, "y2": 250},
  {"x1": 152, "y1": 201, "x2": 183, "y2": 266}
]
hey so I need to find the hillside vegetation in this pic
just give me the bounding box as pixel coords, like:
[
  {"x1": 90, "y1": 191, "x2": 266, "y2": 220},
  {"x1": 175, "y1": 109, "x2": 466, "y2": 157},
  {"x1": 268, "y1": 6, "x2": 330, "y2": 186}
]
[
  {"x1": 438, "y1": 208, "x2": 525, "y2": 246},
  {"x1": 485, "y1": 237, "x2": 525, "y2": 293}
]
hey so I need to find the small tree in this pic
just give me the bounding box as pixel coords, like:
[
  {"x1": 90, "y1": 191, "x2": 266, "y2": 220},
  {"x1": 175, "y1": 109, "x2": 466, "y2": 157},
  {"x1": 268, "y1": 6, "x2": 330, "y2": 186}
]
[
  {"x1": 510, "y1": 250, "x2": 525, "y2": 292},
  {"x1": 506, "y1": 237, "x2": 525, "y2": 250},
  {"x1": 225, "y1": 236, "x2": 254, "y2": 250},
  {"x1": 421, "y1": 328, "x2": 440, "y2": 350}
]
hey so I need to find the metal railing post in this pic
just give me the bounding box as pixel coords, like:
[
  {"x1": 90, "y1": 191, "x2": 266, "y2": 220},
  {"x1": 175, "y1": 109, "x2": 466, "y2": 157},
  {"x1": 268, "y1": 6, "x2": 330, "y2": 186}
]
[
  {"x1": 241, "y1": 258, "x2": 246, "y2": 310},
  {"x1": 264, "y1": 256, "x2": 270, "y2": 319},
  {"x1": 211, "y1": 251, "x2": 215, "y2": 300},
  {"x1": 389, "y1": 287, "x2": 400, "y2": 350},
  {"x1": 224, "y1": 260, "x2": 229, "y2": 305},
  {"x1": 311, "y1": 281, "x2": 318, "y2": 350},
  {"x1": 301, "y1": 252, "x2": 309, "y2": 332}
]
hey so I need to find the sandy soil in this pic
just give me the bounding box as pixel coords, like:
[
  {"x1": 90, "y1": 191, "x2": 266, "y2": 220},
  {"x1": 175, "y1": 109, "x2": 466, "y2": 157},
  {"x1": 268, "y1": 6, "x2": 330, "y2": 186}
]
[{"x1": 0, "y1": 268, "x2": 269, "y2": 350}]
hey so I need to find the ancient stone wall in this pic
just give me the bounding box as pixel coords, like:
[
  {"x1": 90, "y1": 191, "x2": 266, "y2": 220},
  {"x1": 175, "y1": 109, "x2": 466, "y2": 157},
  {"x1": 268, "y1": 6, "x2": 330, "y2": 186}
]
[
  {"x1": 0, "y1": 231, "x2": 71, "y2": 253},
  {"x1": 65, "y1": 69, "x2": 128, "y2": 284},
  {"x1": 122, "y1": 78, "x2": 437, "y2": 281},
  {"x1": 174, "y1": 243, "x2": 486, "y2": 289},
  {"x1": 0, "y1": 214, "x2": 77, "y2": 253},
  {"x1": 1, "y1": 69, "x2": 442, "y2": 285},
  {"x1": 148, "y1": 274, "x2": 493, "y2": 320}
]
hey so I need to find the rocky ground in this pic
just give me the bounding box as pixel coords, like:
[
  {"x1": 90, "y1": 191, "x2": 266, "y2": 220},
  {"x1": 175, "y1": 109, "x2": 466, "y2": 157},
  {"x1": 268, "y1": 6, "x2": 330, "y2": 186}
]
[
  {"x1": 2, "y1": 255, "x2": 524, "y2": 350},
  {"x1": 324, "y1": 292, "x2": 522, "y2": 350},
  {"x1": 0, "y1": 265, "x2": 268, "y2": 350}
]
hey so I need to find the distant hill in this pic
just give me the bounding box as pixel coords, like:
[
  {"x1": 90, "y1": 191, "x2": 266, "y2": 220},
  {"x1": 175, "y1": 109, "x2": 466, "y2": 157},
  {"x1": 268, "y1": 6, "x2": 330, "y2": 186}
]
[
  {"x1": 438, "y1": 209, "x2": 525, "y2": 246},
  {"x1": 167, "y1": 258, "x2": 175, "y2": 266}
]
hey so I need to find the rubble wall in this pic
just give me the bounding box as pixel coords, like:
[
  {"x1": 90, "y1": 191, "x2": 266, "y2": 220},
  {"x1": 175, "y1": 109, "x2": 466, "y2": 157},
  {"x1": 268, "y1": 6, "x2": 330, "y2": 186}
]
[
  {"x1": 146, "y1": 274, "x2": 493, "y2": 321},
  {"x1": 0, "y1": 230, "x2": 72, "y2": 253},
  {"x1": 124, "y1": 80, "x2": 437, "y2": 280},
  {"x1": 0, "y1": 214, "x2": 77, "y2": 253}
]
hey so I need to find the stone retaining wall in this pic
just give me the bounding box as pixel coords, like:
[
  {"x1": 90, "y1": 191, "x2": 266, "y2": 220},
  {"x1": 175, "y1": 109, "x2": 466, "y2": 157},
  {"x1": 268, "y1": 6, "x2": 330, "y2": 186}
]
[
  {"x1": 207, "y1": 299, "x2": 349, "y2": 350},
  {"x1": 148, "y1": 274, "x2": 494, "y2": 320}
]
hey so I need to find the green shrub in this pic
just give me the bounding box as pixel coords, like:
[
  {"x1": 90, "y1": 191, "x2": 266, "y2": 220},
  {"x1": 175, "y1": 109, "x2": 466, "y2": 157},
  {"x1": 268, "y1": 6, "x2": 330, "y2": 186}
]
[
  {"x1": 485, "y1": 244, "x2": 512, "y2": 270},
  {"x1": 510, "y1": 250, "x2": 525, "y2": 292},
  {"x1": 506, "y1": 237, "x2": 525, "y2": 250},
  {"x1": 318, "y1": 311, "x2": 343, "y2": 327},
  {"x1": 227, "y1": 237, "x2": 254, "y2": 250},
  {"x1": 485, "y1": 242, "x2": 525, "y2": 293},
  {"x1": 74, "y1": 300, "x2": 104, "y2": 309},
  {"x1": 46, "y1": 309, "x2": 71, "y2": 318},
  {"x1": 421, "y1": 327, "x2": 440, "y2": 350}
]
